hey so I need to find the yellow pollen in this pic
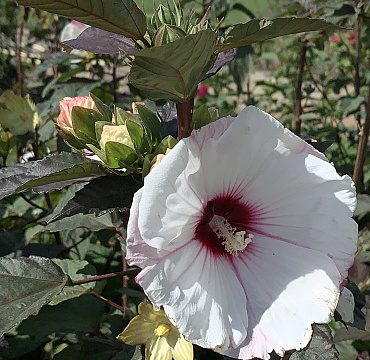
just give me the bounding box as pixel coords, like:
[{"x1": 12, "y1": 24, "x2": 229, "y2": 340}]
[
  {"x1": 156, "y1": 323, "x2": 171, "y2": 337},
  {"x1": 210, "y1": 217, "x2": 253, "y2": 256}
]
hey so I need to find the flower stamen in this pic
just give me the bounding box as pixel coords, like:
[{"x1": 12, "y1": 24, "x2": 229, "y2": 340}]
[{"x1": 209, "y1": 216, "x2": 253, "y2": 256}]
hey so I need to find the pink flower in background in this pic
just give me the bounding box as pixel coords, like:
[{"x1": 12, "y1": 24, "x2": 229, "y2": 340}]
[
  {"x1": 57, "y1": 96, "x2": 97, "y2": 135},
  {"x1": 126, "y1": 106, "x2": 357, "y2": 359},
  {"x1": 330, "y1": 35, "x2": 340, "y2": 44},
  {"x1": 196, "y1": 83, "x2": 208, "y2": 99},
  {"x1": 349, "y1": 31, "x2": 357, "y2": 44}
]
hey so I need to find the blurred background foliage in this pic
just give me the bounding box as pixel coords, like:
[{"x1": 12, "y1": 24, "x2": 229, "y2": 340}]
[{"x1": 0, "y1": 0, "x2": 369, "y2": 359}]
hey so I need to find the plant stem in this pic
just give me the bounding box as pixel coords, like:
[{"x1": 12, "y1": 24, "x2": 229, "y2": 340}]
[
  {"x1": 354, "y1": 13, "x2": 362, "y2": 128},
  {"x1": 70, "y1": 269, "x2": 140, "y2": 286},
  {"x1": 295, "y1": 36, "x2": 308, "y2": 135},
  {"x1": 19, "y1": 193, "x2": 48, "y2": 211},
  {"x1": 122, "y1": 256, "x2": 129, "y2": 308},
  {"x1": 176, "y1": 98, "x2": 194, "y2": 140},
  {"x1": 353, "y1": 87, "x2": 370, "y2": 190},
  {"x1": 90, "y1": 291, "x2": 126, "y2": 313},
  {"x1": 16, "y1": 6, "x2": 26, "y2": 97},
  {"x1": 52, "y1": 15, "x2": 59, "y2": 78}
]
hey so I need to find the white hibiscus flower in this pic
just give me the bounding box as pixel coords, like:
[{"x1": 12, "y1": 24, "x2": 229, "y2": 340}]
[{"x1": 126, "y1": 106, "x2": 357, "y2": 359}]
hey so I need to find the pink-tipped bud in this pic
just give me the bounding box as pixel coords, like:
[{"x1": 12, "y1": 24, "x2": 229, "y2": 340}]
[{"x1": 57, "y1": 96, "x2": 97, "y2": 135}]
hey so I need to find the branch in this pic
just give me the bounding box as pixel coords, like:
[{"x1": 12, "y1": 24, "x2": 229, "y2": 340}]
[
  {"x1": 69, "y1": 268, "x2": 140, "y2": 286},
  {"x1": 295, "y1": 36, "x2": 308, "y2": 135},
  {"x1": 176, "y1": 98, "x2": 194, "y2": 139},
  {"x1": 90, "y1": 291, "x2": 126, "y2": 312},
  {"x1": 353, "y1": 87, "x2": 370, "y2": 189}
]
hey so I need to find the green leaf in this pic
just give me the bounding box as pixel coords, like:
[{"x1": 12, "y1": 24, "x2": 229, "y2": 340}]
[
  {"x1": 43, "y1": 213, "x2": 114, "y2": 233},
  {"x1": 49, "y1": 175, "x2": 142, "y2": 222},
  {"x1": 16, "y1": 0, "x2": 147, "y2": 40},
  {"x1": 0, "y1": 132, "x2": 17, "y2": 157},
  {"x1": 345, "y1": 283, "x2": 366, "y2": 330},
  {"x1": 129, "y1": 30, "x2": 217, "y2": 102},
  {"x1": 0, "y1": 152, "x2": 107, "y2": 200},
  {"x1": 354, "y1": 194, "x2": 370, "y2": 219},
  {"x1": 0, "y1": 228, "x2": 25, "y2": 257},
  {"x1": 153, "y1": 135, "x2": 177, "y2": 156},
  {"x1": 340, "y1": 96, "x2": 365, "y2": 118},
  {"x1": 0, "y1": 295, "x2": 106, "y2": 358},
  {"x1": 0, "y1": 91, "x2": 39, "y2": 135},
  {"x1": 105, "y1": 141, "x2": 138, "y2": 169},
  {"x1": 54, "y1": 337, "x2": 138, "y2": 360},
  {"x1": 0, "y1": 256, "x2": 68, "y2": 336},
  {"x1": 49, "y1": 259, "x2": 96, "y2": 305},
  {"x1": 290, "y1": 324, "x2": 338, "y2": 360},
  {"x1": 218, "y1": 17, "x2": 345, "y2": 51},
  {"x1": 191, "y1": 104, "x2": 211, "y2": 130},
  {"x1": 32, "y1": 53, "x2": 80, "y2": 75}
]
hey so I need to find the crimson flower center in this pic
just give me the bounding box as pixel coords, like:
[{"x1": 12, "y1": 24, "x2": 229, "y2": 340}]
[{"x1": 194, "y1": 196, "x2": 253, "y2": 257}]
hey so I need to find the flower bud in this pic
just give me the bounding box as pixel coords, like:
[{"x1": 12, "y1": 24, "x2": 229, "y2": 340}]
[
  {"x1": 99, "y1": 124, "x2": 134, "y2": 150},
  {"x1": 57, "y1": 96, "x2": 97, "y2": 135}
]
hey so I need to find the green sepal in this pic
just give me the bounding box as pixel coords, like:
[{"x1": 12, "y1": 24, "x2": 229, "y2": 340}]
[
  {"x1": 105, "y1": 141, "x2": 138, "y2": 169},
  {"x1": 85, "y1": 144, "x2": 108, "y2": 164},
  {"x1": 142, "y1": 154, "x2": 155, "y2": 179},
  {"x1": 55, "y1": 124, "x2": 86, "y2": 150},
  {"x1": 94, "y1": 121, "x2": 115, "y2": 146},
  {"x1": 136, "y1": 104, "x2": 161, "y2": 146},
  {"x1": 115, "y1": 107, "x2": 139, "y2": 126},
  {"x1": 71, "y1": 106, "x2": 103, "y2": 145},
  {"x1": 125, "y1": 119, "x2": 149, "y2": 155},
  {"x1": 90, "y1": 93, "x2": 113, "y2": 122},
  {"x1": 153, "y1": 135, "x2": 178, "y2": 156}
]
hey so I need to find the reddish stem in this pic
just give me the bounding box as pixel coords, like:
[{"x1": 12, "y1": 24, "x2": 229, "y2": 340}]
[
  {"x1": 176, "y1": 98, "x2": 194, "y2": 140},
  {"x1": 90, "y1": 291, "x2": 126, "y2": 312},
  {"x1": 295, "y1": 36, "x2": 308, "y2": 135},
  {"x1": 70, "y1": 269, "x2": 140, "y2": 286}
]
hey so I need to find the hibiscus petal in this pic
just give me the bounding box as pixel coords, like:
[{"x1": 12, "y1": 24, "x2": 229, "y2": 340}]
[
  {"x1": 138, "y1": 241, "x2": 249, "y2": 350},
  {"x1": 218, "y1": 237, "x2": 342, "y2": 359},
  {"x1": 127, "y1": 106, "x2": 357, "y2": 360}
]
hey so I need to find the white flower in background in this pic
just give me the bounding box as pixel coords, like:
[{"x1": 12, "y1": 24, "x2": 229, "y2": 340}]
[{"x1": 126, "y1": 106, "x2": 357, "y2": 359}]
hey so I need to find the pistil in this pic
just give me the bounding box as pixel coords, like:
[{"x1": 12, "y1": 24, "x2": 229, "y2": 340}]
[{"x1": 209, "y1": 216, "x2": 253, "y2": 256}]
